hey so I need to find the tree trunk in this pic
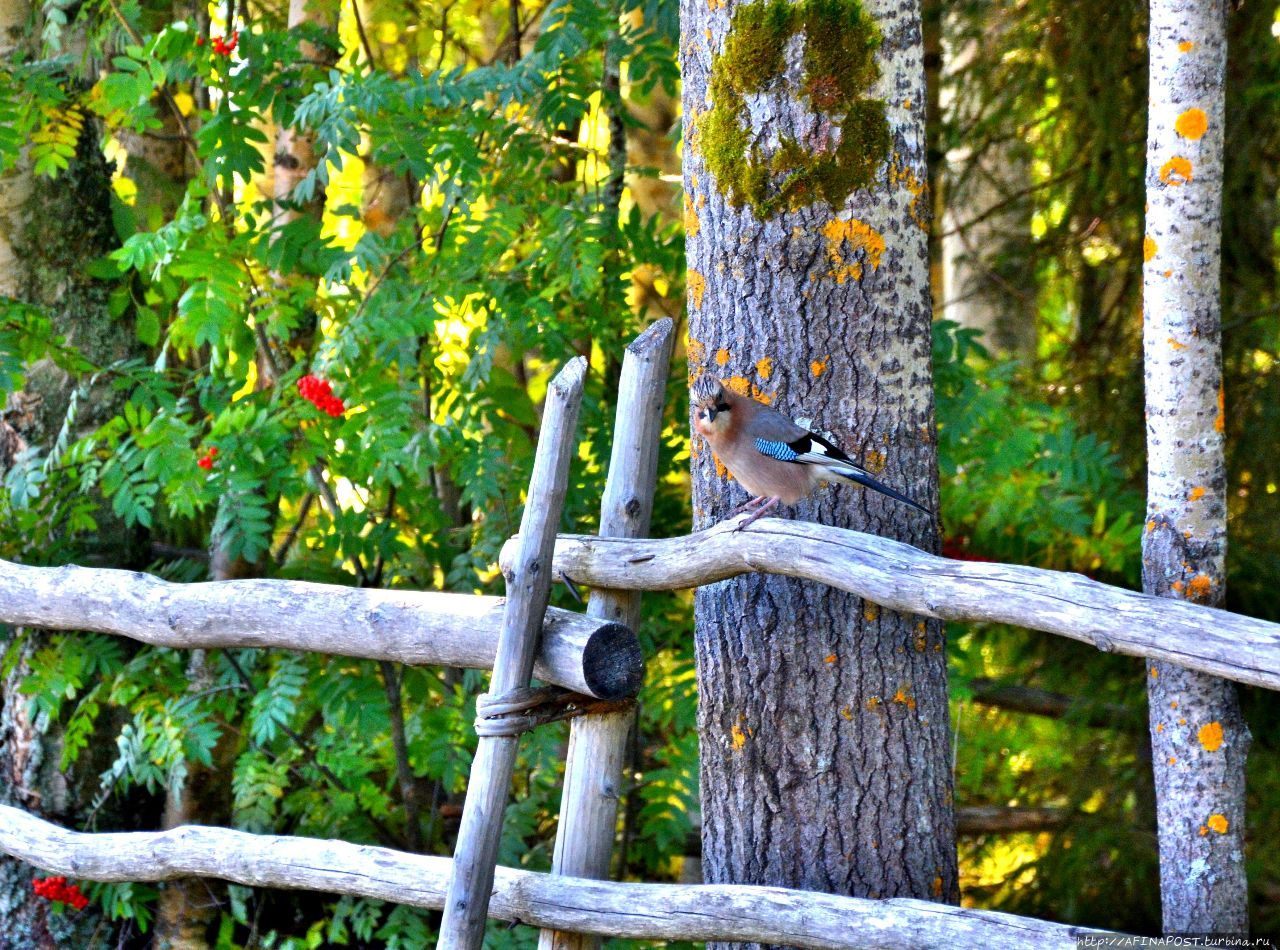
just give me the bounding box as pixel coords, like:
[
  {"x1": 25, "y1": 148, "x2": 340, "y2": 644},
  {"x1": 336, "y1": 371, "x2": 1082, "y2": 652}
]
[
  {"x1": 680, "y1": 0, "x2": 957, "y2": 938},
  {"x1": 1142, "y1": 0, "x2": 1248, "y2": 932},
  {"x1": 937, "y1": 11, "x2": 1034, "y2": 357},
  {"x1": 0, "y1": 37, "x2": 134, "y2": 939}
]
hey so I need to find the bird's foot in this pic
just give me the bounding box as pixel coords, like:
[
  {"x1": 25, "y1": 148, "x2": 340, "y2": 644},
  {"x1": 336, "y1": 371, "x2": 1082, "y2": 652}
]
[
  {"x1": 733, "y1": 497, "x2": 781, "y2": 531},
  {"x1": 728, "y1": 495, "x2": 767, "y2": 517}
]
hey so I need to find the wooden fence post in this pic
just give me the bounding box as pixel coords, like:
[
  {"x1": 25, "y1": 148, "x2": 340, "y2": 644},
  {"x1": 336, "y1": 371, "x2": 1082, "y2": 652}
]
[
  {"x1": 437, "y1": 356, "x2": 588, "y2": 950},
  {"x1": 539, "y1": 319, "x2": 675, "y2": 950}
]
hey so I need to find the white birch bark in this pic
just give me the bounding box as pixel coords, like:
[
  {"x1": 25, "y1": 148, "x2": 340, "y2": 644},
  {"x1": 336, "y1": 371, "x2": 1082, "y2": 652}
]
[{"x1": 1143, "y1": 0, "x2": 1248, "y2": 931}]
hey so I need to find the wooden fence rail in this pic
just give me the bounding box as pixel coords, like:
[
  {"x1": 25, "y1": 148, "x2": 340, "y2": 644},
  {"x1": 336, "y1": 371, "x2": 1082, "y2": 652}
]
[
  {"x1": 500, "y1": 517, "x2": 1280, "y2": 692},
  {"x1": 0, "y1": 805, "x2": 1111, "y2": 950},
  {"x1": 0, "y1": 559, "x2": 642, "y2": 699}
]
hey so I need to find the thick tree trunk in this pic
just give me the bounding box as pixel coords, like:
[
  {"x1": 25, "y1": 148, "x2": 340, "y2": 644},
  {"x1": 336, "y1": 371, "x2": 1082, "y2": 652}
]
[
  {"x1": 1142, "y1": 0, "x2": 1248, "y2": 932},
  {"x1": 680, "y1": 0, "x2": 956, "y2": 937},
  {"x1": 0, "y1": 54, "x2": 131, "y2": 942}
]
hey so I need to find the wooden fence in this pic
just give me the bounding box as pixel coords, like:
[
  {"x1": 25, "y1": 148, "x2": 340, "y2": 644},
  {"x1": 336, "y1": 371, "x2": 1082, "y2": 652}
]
[{"x1": 0, "y1": 318, "x2": 1275, "y2": 948}]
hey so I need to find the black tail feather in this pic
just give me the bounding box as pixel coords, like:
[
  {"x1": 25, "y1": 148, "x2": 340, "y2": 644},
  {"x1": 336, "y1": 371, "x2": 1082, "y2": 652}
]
[{"x1": 834, "y1": 467, "x2": 932, "y2": 515}]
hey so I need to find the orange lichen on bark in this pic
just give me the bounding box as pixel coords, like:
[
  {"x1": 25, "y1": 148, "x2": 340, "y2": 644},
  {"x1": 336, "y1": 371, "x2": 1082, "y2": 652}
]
[
  {"x1": 1215, "y1": 386, "x2": 1225, "y2": 432},
  {"x1": 1156, "y1": 723, "x2": 1165, "y2": 733},
  {"x1": 713, "y1": 452, "x2": 729, "y2": 479},
  {"x1": 931, "y1": 876, "x2": 943, "y2": 898},
  {"x1": 1143, "y1": 235, "x2": 1157, "y2": 262},
  {"x1": 688, "y1": 270, "x2": 707, "y2": 309},
  {"x1": 1175, "y1": 107, "x2": 1208, "y2": 140},
  {"x1": 1168, "y1": 336, "x2": 1187, "y2": 351},
  {"x1": 1168, "y1": 756, "x2": 1178, "y2": 765},
  {"x1": 687, "y1": 337, "x2": 706, "y2": 367},
  {"x1": 1188, "y1": 486, "x2": 1206, "y2": 501},
  {"x1": 1151, "y1": 667, "x2": 1159, "y2": 678},
  {"x1": 1186, "y1": 573, "x2": 1213, "y2": 601},
  {"x1": 820, "y1": 217, "x2": 885, "y2": 284},
  {"x1": 731, "y1": 722, "x2": 747, "y2": 749},
  {"x1": 756, "y1": 356, "x2": 773, "y2": 380},
  {"x1": 1206, "y1": 814, "x2": 1229, "y2": 834},
  {"x1": 866, "y1": 696, "x2": 881, "y2": 711},
  {"x1": 888, "y1": 152, "x2": 930, "y2": 230},
  {"x1": 684, "y1": 193, "x2": 701, "y2": 239},
  {"x1": 824, "y1": 653, "x2": 837, "y2": 664},
  {"x1": 715, "y1": 348, "x2": 731, "y2": 367},
  {"x1": 840, "y1": 706, "x2": 853, "y2": 721},
  {"x1": 1198, "y1": 721, "x2": 1224, "y2": 752},
  {"x1": 811, "y1": 356, "x2": 830, "y2": 377},
  {"x1": 863, "y1": 602, "x2": 879, "y2": 622},
  {"x1": 1159, "y1": 156, "x2": 1193, "y2": 186},
  {"x1": 892, "y1": 688, "x2": 916, "y2": 711},
  {"x1": 1178, "y1": 40, "x2": 1195, "y2": 52},
  {"x1": 864, "y1": 449, "x2": 887, "y2": 474},
  {"x1": 1146, "y1": 519, "x2": 1156, "y2": 533}
]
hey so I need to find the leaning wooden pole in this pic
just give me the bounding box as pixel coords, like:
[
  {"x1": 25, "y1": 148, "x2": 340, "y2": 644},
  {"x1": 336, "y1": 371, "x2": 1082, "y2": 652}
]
[
  {"x1": 539, "y1": 319, "x2": 675, "y2": 950},
  {"x1": 437, "y1": 357, "x2": 589, "y2": 949},
  {"x1": 1142, "y1": 0, "x2": 1248, "y2": 930}
]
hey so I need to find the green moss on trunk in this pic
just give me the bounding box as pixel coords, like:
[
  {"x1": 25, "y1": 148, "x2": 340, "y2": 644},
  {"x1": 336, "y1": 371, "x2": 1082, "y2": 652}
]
[{"x1": 701, "y1": 0, "x2": 890, "y2": 219}]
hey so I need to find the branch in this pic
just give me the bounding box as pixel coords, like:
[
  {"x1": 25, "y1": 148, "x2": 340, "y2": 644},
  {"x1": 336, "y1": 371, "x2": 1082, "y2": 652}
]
[
  {"x1": 0, "y1": 805, "x2": 1113, "y2": 949},
  {"x1": 967, "y1": 679, "x2": 1143, "y2": 732},
  {"x1": 499, "y1": 518, "x2": 1280, "y2": 692},
  {"x1": 955, "y1": 806, "x2": 1070, "y2": 836},
  {"x1": 0, "y1": 558, "x2": 642, "y2": 700}
]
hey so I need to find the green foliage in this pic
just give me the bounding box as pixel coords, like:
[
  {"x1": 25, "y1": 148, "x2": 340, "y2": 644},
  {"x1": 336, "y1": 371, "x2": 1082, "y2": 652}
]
[
  {"x1": 934, "y1": 320, "x2": 1142, "y2": 578},
  {"x1": 0, "y1": 0, "x2": 1275, "y2": 941}
]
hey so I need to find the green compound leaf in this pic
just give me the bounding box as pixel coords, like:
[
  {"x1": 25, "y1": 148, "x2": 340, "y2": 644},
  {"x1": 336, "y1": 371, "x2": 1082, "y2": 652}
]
[{"x1": 702, "y1": 0, "x2": 891, "y2": 219}]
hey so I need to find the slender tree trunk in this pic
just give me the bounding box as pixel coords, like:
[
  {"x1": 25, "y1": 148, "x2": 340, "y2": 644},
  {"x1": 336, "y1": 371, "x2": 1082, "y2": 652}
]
[
  {"x1": 1142, "y1": 0, "x2": 1248, "y2": 932},
  {"x1": 681, "y1": 0, "x2": 956, "y2": 938},
  {"x1": 937, "y1": 11, "x2": 1034, "y2": 357}
]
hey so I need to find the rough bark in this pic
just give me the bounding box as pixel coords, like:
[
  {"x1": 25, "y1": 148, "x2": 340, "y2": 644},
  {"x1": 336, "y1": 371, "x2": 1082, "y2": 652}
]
[
  {"x1": 1142, "y1": 0, "x2": 1248, "y2": 932},
  {"x1": 0, "y1": 18, "x2": 140, "y2": 936},
  {"x1": 680, "y1": 0, "x2": 957, "y2": 935}
]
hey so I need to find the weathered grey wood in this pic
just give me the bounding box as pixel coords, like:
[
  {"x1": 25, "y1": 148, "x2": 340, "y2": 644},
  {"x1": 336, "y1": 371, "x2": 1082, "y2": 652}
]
[
  {"x1": 540, "y1": 319, "x2": 675, "y2": 950},
  {"x1": 438, "y1": 356, "x2": 588, "y2": 950},
  {"x1": 0, "y1": 558, "x2": 640, "y2": 699},
  {"x1": 0, "y1": 804, "x2": 1112, "y2": 949},
  {"x1": 500, "y1": 518, "x2": 1280, "y2": 692}
]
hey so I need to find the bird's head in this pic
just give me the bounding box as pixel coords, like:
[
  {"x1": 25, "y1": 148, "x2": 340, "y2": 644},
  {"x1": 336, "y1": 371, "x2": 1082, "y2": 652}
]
[{"x1": 691, "y1": 376, "x2": 735, "y2": 439}]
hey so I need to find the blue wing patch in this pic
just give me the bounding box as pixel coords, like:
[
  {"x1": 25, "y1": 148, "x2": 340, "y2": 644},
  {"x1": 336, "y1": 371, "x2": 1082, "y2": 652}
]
[{"x1": 754, "y1": 438, "x2": 799, "y2": 462}]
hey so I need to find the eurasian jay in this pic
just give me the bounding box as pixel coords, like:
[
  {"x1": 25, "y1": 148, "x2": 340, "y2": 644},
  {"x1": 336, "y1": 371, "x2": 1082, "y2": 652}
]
[{"x1": 692, "y1": 377, "x2": 931, "y2": 528}]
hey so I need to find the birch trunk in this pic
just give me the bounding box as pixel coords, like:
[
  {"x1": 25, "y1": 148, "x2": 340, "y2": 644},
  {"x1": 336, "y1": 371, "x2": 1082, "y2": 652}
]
[
  {"x1": 1142, "y1": 0, "x2": 1248, "y2": 931},
  {"x1": 680, "y1": 0, "x2": 956, "y2": 935},
  {"x1": 937, "y1": 12, "x2": 1034, "y2": 357}
]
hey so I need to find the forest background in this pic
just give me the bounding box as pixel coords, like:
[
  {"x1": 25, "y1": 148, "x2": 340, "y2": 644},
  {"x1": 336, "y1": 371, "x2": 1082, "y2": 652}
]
[{"x1": 0, "y1": 0, "x2": 1277, "y2": 945}]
